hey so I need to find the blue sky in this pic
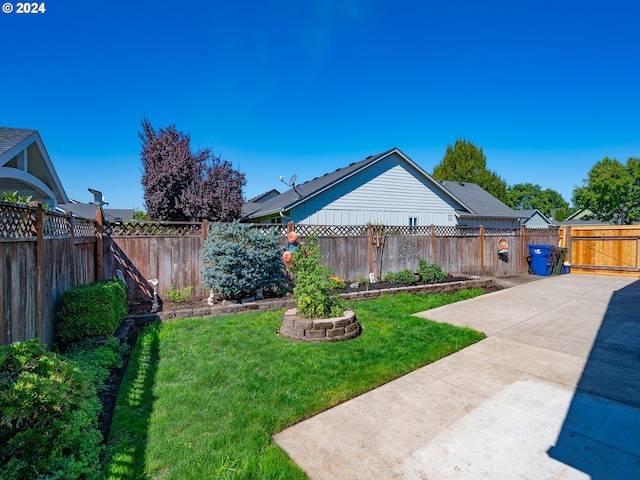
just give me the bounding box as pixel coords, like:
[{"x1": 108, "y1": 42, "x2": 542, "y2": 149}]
[{"x1": 2, "y1": 1, "x2": 639, "y2": 209}]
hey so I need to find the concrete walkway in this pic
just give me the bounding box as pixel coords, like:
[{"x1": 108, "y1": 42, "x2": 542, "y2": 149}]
[{"x1": 273, "y1": 275, "x2": 640, "y2": 479}]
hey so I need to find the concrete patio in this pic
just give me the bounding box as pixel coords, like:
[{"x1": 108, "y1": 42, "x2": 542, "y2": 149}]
[{"x1": 274, "y1": 274, "x2": 640, "y2": 479}]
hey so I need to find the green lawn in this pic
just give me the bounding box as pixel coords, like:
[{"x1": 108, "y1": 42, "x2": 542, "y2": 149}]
[{"x1": 103, "y1": 291, "x2": 486, "y2": 479}]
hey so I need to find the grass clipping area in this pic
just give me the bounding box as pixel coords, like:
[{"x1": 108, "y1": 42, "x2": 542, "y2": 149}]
[{"x1": 103, "y1": 290, "x2": 486, "y2": 479}]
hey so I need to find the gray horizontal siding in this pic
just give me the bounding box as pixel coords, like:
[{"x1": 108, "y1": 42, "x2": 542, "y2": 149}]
[{"x1": 292, "y1": 153, "x2": 458, "y2": 226}]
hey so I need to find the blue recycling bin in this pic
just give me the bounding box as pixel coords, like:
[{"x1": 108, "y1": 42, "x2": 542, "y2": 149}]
[{"x1": 527, "y1": 244, "x2": 558, "y2": 276}]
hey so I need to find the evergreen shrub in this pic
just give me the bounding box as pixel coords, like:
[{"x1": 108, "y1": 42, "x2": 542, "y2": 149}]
[
  {"x1": 56, "y1": 278, "x2": 128, "y2": 345},
  {"x1": 202, "y1": 221, "x2": 282, "y2": 300},
  {"x1": 0, "y1": 340, "x2": 104, "y2": 480}
]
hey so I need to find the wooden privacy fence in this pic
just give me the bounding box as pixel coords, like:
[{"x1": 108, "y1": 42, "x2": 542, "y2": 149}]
[
  {"x1": 103, "y1": 222, "x2": 559, "y2": 302},
  {"x1": 102, "y1": 221, "x2": 209, "y2": 302},
  {"x1": 292, "y1": 224, "x2": 559, "y2": 280},
  {"x1": 0, "y1": 202, "x2": 96, "y2": 346},
  {"x1": 559, "y1": 225, "x2": 640, "y2": 277},
  {"x1": 2, "y1": 201, "x2": 561, "y2": 347}
]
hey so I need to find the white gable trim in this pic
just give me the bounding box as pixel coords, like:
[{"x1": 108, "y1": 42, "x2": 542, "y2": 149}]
[
  {"x1": 0, "y1": 167, "x2": 57, "y2": 202},
  {"x1": 0, "y1": 131, "x2": 68, "y2": 205}
]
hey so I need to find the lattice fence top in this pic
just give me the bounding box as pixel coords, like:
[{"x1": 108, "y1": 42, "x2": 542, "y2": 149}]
[
  {"x1": 278, "y1": 225, "x2": 563, "y2": 238},
  {"x1": 0, "y1": 202, "x2": 97, "y2": 239},
  {"x1": 289, "y1": 225, "x2": 367, "y2": 237},
  {"x1": 43, "y1": 211, "x2": 71, "y2": 236},
  {"x1": 2, "y1": 201, "x2": 562, "y2": 241},
  {"x1": 0, "y1": 201, "x2": 37, "y2": 238},
  {"x1": 105, "y1": 221, "x2": 203, "y2": 237},
  {"x1": 434, "y1": 225, "x2": 480, "y2": 237},
  {"x1": 524, "y1": 227, "x2": 560, "y2": 236},
  {"x1": 483, "y1": 227, "x2": 519, "y2": 237},
  {"x1": 74, "y1": 217, "x2": 96, "y2": 237}
]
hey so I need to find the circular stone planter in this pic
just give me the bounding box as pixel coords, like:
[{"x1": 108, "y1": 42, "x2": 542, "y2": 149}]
[{"x1": 278, "y1": 308, "x2": 362, "y2": 343}]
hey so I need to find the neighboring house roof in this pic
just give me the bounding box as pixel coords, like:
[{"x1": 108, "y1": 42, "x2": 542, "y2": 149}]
[
  {"x1": 565, "y1": 208, "x2": 593, "y2": 221},
  {"x1": 437, "y1": 181, "x2": 519, "y2": 219},
  {"x1": 0, "y1": 127, "x2": 68, "y2": 206},
  {"x1": 242, "y1": 147, "x2": 520, "y2": 222},
  {"x1": 58, "y1": 200, "x2": 135, "y2": 221},
  {"x1": 559, "y1": 208, "x2": 611, "y2": 225},
  {"x1": 517, "y1": 208, "x2": 554, "y2": 226},
  {"x1": 247, "y1": 189, "x2": 280, "y2": 203},
  {"x1": 241, "y1": 189, "x2": 281, "y2": 217}
]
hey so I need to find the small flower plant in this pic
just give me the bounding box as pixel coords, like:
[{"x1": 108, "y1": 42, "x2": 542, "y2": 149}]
[
  {"x1": 282, "y1": 230, "x2": 299, "y2": 265},
  {"x1": 284, "y1": 231, "x2": 346, "y2": 319}
]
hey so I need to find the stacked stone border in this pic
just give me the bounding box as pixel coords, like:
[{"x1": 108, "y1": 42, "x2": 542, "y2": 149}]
[
  {"x1": 125, "y1": 276, "x2": 495, "y2": 329},
  {"x1": 278, "y1": 308, "x2": 362, "y2": 343}
]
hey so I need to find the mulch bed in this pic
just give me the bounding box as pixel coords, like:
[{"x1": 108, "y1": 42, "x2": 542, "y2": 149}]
[{"x1": 127, "y1": 274, "x2": 473, "y2": 316}]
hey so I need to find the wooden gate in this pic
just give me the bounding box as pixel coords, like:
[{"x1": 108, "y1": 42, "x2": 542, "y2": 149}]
[{"x1": 559, "y1": 225, "x2": 640, "y2": 277}]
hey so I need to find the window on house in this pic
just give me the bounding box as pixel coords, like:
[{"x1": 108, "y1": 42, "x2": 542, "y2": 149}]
[
  {"x1": 409, "y1": 217, "x2": 418, "y2": 226},
  {"x1": 270, "y1": 217, "x2": 282, "y2": 224}
]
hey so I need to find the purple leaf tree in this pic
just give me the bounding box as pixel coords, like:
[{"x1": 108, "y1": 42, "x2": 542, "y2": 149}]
[{"x1": 139, "y1": 119, "x2": 246, "y2": 221}]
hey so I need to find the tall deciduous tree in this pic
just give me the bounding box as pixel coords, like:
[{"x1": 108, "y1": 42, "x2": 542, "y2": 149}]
[
  {"x1": 139, "y1": 119, "x2": 246, "y2": 221},
  {"x1": 572, "y1": 156, "x2": 640, "y2": 225},
  {"x1": 507, "y1": 183, "x2": 569, "y2": 218},
  {"x1": 432, "y1": 139, "x2": 509, "y2": 203}
]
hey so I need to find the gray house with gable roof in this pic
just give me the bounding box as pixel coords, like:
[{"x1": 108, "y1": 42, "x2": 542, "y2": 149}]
[
  {"x1": 0, "y1": 126, "x2": 68, "y2": 207},
  {"x1": 242, "y1": 147, "x2": 522, "y2": 228}
]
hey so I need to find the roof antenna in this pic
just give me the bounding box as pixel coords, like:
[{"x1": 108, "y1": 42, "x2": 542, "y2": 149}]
[{"x1": 280, "y1": 174, "x2": 299, "y2": 199}]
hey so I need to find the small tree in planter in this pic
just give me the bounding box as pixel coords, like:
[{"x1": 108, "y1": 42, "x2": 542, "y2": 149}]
[
  {"x1": 286, "y1": 233, "x2": 346, "y2": 319},
  {"x1": 202, "y1": 221, "x2": 282, "y2": 301}
]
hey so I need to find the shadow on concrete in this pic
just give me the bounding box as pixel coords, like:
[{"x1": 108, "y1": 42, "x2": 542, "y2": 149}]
[{"x1": 548, "y1": 279, "x2": 640, "y2": 478}]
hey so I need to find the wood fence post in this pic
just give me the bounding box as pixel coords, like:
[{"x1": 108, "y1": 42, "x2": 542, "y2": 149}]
[
  {"x1": 288, "y1": 221, "x2": 293, "y2": 234},
  {"x1": 520, "y1": 225, "x2": 526, "y2": 273},
  {"x1": 69, "y1": 213, "x2": 77, "y2": 287},
  {"x1": 95, "y1": 208, "x2": 104, "y2": 281},
  {"x1": 479, "y1": 225, "x2": 485, "y2": 275},
  {"x1": 36, "y1": 203, "x2": 43, "y2": 340},
  {"x1": 566, "y1": 226, "x2": 572, "y2": 265},
  {"x1": 430, "y1": 224, "x2": 435, "y2": 264},
  {"x1": 368, "y1": 224, "x2": 373, "y2": 275},
  {"x1": 202, "y1": 220, "x2": 208, "y2": 241}
]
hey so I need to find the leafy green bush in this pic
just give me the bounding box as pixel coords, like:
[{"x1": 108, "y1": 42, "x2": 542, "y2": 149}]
[
  {"x1": 56, "y1": 278, "x2": 128, "y2": 346},
  {"x1": 384, "y1": 269, "x2": 417, "y2": 284},
  {"x1": 289, "y1": 234, "x2": 346, "y2": 318},
  {"x1": 0, "y1": 340, "x2": 104, "y2": 480},
  {"x1": 202, "y1": 221, "x2": 282, "y2": 300},
  {"x1": 417, "y1": 260, "x2": 447, "y2": 284},
  {"x1": 64, "y1": 337, "x2": 128, "y2": 394},
  {"x1": 164, "y1": 284, "x2": 194, "y2": 303}
]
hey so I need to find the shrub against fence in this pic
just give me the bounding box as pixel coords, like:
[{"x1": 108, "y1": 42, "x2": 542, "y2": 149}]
[{"x1": 55, "y1": 278, "x2": 128, "y2": 346}]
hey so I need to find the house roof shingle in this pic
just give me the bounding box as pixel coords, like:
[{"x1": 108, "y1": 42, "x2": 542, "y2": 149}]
[
  {"x1": 0, "y1": 127, "x2": 36, "y2": 156},
  {"x1": 439, "y1": 181, "x2": 519, "y2": 218}
]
